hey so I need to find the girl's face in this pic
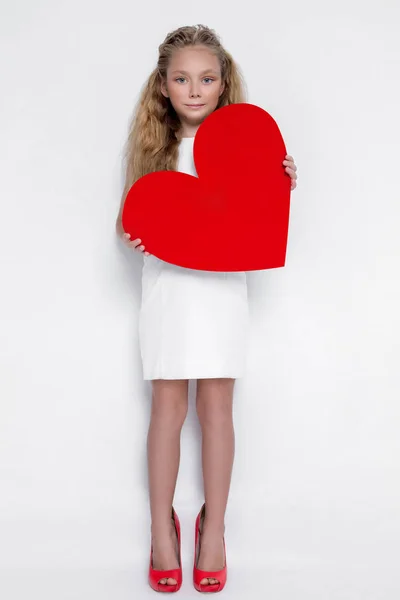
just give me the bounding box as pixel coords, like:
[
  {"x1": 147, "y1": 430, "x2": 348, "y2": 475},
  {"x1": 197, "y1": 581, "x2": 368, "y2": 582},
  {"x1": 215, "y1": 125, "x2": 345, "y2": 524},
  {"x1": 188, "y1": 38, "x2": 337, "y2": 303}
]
[{"x1": 161, "y1": 45, "x2": 225, "y2": 135}]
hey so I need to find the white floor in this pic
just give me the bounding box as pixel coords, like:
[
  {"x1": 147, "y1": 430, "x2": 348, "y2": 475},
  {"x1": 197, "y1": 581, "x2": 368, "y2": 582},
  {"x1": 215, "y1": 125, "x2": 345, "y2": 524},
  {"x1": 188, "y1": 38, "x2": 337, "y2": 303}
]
[
  {"x1": 1, "y1": 509, "x2": 398, "y2": 600},
  {"x1": 1, "y1": 563, "x2": 398, "y2": 600}
]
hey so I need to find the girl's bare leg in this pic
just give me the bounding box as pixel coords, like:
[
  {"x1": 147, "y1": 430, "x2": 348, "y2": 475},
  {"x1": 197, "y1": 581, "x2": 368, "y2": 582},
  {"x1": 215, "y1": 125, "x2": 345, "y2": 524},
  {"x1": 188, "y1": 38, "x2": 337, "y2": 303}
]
[
  {"x1": 147, "y1": 379, "x2": 189, "y2": 586},
  {"x1": 195, "y1": 377, "x2": 236, "y2": 586}
]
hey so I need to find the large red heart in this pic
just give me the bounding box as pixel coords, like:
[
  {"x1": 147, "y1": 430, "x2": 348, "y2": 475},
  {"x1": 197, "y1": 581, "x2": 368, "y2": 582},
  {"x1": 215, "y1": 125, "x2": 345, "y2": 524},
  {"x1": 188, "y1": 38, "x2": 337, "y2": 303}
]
[{"x1": 122, "y1": 103, "x2": 291, "y2": 271}]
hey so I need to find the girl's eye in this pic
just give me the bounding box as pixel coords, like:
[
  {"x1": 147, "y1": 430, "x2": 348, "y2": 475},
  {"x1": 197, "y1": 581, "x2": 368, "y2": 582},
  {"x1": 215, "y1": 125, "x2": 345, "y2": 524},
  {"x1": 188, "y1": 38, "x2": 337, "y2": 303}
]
[{"x1": 175, "y1": 77, "x2": 215, "y2": 84}]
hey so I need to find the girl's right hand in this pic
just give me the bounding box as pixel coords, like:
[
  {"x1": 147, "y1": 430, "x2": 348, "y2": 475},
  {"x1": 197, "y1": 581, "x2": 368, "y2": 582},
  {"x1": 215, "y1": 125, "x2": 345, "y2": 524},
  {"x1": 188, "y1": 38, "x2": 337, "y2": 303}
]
[{"x1": 122, "y1": 233, "x2": 151, "y2": 256}]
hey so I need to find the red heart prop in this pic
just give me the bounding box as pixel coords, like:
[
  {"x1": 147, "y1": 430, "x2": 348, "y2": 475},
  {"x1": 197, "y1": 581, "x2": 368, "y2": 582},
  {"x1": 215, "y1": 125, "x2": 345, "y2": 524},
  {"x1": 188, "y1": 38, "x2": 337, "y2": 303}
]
[{"x1": 122, "y1": 103, "x2": 291, "y2": 271}]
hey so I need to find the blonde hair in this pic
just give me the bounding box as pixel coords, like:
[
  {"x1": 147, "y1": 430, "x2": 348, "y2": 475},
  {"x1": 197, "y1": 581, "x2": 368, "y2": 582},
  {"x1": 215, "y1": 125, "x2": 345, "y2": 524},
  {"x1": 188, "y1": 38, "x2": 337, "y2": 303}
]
[{"x1": 120, "y1": 24, "x2": 247, "y2": 203}]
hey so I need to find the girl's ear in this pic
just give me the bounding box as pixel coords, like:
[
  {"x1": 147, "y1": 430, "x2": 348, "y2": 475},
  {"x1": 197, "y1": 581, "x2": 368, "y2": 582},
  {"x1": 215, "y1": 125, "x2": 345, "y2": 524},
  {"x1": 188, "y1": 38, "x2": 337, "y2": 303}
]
[
  {"x1": 160, "y1": 78, "x2": 169, "y2": 98},
  {"x1": 219, "y1": 81, "x2": 225, "y2": 96}
]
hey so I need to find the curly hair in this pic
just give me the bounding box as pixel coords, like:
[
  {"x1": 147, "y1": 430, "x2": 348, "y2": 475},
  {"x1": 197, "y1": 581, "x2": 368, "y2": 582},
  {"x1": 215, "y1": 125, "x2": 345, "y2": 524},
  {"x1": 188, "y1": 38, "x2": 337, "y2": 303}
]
[{"x1": 119, "y1": 24, "x2": 247, "y2": 210}]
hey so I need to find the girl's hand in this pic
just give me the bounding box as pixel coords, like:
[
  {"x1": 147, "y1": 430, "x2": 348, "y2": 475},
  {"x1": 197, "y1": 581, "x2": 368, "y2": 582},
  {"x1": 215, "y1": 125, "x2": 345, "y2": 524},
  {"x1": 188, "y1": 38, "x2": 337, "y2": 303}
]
[
  {"x1": 122, "y1": 233, "x2": 151, "y2": 256},
  {"x1": 282, "y1": 154, "x2": 298, "y2": 190}
]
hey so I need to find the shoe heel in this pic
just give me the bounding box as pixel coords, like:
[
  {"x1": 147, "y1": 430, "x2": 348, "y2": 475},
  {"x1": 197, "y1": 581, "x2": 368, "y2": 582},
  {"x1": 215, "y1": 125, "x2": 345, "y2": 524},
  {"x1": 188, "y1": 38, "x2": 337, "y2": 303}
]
[
  {"x1": 149, "y1": 507, "x2": 183, "y2": 593},
  {"x1": 193, "y1": 503, "x2": 227, "y2": 593}
]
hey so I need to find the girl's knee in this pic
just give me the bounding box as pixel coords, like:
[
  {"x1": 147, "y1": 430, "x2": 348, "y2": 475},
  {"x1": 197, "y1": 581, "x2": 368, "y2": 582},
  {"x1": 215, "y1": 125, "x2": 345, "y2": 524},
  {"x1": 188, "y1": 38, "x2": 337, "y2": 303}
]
[
  {"x1": 196, "y1": 379, "x2": 234, "y2": 426},
  {"x1": 151, "y1": 380, "x2": 189, "y2": 426}
]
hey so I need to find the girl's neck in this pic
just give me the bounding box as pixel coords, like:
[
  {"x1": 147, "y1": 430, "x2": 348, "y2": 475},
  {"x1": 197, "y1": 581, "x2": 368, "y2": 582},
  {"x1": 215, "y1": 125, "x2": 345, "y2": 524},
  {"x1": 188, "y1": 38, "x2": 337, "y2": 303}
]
[{"x1": 178, "y1": 125, "x2": 199, "y2": 141}]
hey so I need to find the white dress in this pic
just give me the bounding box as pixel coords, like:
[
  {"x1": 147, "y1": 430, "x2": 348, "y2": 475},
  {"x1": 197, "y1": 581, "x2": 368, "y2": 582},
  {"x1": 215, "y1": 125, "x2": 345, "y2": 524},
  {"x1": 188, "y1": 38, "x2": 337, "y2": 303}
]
[{"x1": 138, "y1": 137, "x2": 249, "y2": 380}]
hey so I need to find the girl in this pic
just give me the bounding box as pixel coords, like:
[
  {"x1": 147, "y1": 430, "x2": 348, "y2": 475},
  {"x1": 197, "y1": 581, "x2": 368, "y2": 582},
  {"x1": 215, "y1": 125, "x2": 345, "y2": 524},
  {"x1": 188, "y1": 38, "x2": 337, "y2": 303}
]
[{"x1": 116, "y1": 24, "x2": 298, "y2": 593}]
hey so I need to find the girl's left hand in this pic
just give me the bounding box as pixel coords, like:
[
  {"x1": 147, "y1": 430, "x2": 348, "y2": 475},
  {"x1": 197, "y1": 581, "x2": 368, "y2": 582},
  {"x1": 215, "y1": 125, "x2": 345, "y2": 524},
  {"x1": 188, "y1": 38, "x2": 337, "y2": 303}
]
[{"x1": 283, "y1": 155, "x2": 298, "y2": 190}]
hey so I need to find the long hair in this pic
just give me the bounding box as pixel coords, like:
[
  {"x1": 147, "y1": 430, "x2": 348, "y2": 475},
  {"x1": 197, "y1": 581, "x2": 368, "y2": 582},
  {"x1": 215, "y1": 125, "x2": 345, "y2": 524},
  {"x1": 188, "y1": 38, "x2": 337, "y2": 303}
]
[{"x1": 120, "y1": 24, "x2": 247, "y2": 199}]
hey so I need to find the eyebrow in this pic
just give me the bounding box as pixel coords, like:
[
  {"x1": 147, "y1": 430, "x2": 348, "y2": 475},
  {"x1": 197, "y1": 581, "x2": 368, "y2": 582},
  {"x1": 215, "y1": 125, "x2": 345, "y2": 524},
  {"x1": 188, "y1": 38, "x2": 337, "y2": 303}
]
[{"x1": 170, "y1": 69, "x2": 219, "y2": 75}]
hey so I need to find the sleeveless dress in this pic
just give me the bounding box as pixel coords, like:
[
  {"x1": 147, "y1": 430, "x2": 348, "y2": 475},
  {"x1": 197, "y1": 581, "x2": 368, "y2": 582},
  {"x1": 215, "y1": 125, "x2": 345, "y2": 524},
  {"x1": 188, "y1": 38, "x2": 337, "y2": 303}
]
[{"x1": 138, "y1": 136, "x2": 249, "y2": 380}]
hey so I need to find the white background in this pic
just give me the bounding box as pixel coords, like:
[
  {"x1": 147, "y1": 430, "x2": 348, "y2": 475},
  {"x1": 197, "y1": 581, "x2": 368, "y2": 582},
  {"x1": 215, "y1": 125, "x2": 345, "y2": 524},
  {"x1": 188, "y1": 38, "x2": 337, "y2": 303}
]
[{"x1": 1, "y1": 0, "x2": 399, "y2": 598}]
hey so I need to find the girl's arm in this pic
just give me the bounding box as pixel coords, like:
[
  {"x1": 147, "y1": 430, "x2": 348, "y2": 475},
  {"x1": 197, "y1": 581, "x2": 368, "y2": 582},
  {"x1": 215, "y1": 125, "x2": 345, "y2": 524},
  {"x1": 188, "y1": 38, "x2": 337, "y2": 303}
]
[
  {"x1": 116, "y1": 158, "x2": 135, "y2": 238},
  {"x1": 115, "y1": 184, "x2": 130, "y2": 239},
  {"x1": 115, "y1": 172, "x2": 151, "y2": 256}
]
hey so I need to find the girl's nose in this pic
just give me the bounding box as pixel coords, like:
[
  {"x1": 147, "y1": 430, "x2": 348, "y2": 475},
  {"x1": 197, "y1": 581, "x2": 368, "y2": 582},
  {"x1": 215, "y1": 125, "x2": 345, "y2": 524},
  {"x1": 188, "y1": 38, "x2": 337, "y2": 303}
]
[{"x1": 189, "y1": 85, "x2": 201, "y2": 98}]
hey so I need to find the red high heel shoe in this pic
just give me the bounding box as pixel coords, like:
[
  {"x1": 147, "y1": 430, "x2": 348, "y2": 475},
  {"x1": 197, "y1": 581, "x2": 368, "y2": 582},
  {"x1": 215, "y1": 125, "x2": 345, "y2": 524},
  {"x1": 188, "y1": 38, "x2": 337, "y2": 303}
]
[
  {"x1": 193, "y1": 503, "x2": 227, "y2": 593},
  {"x1": 149, "y1": 507, "x2": 183, "y2": 593}
]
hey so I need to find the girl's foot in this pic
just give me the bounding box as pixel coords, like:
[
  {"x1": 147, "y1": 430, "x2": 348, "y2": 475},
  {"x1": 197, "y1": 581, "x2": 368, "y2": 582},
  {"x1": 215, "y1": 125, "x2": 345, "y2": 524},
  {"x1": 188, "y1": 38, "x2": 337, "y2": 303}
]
[
  {"x1": 151, "y1": 516, "x2": 180, "y2": 587},
  {"x1": 197, "y1": 519, "x2": 226, "y2": 587}
]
